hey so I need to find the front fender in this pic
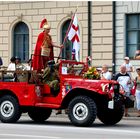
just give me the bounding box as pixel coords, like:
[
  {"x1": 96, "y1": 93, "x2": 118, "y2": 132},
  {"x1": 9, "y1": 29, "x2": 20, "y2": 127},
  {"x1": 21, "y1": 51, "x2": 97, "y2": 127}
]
[{"x1": 61, "y1": 87, "x2": 99, "y2": 108}]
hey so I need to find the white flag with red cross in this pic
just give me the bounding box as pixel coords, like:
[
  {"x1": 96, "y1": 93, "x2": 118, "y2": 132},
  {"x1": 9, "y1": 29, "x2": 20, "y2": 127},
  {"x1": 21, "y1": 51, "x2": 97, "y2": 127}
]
[{"x1": 67, "y1": 14, "x2": 80, "y2": 61}]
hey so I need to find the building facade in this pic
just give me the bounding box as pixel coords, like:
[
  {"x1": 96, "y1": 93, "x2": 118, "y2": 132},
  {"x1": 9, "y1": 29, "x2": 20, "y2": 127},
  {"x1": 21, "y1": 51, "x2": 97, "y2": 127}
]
[
  {"x1": 0, "y1": 1, "x2": 139, "y2": 77},
  {"x1": 0, "y1": 1, "x2": 87, "y2": 65},
  {"x1": 115, "y1": 1, "x2": 140, "y2": 75},
  {"x1": 92, "y1": 1, "x2": 113, "y2": 67}
]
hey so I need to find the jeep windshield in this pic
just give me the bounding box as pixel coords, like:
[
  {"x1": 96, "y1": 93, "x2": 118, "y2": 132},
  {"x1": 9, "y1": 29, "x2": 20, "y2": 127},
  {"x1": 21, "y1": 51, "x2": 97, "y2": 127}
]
[{"x1": 60, "y1": 60, "x2": 87, "y2": 77}]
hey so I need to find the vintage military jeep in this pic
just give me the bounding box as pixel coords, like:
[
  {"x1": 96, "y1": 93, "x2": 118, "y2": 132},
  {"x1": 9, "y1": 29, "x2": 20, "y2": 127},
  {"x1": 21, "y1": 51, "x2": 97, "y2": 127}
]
[{"x1": 0, "y1": 59, "x2": 124, "y2": 126}]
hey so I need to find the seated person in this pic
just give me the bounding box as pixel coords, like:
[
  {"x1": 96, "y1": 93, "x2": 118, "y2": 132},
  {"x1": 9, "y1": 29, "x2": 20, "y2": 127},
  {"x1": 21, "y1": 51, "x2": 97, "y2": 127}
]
[
  {"x1": 24, "y1": 59, "x2": 33, "y2": 81},
  {"x1": 7, "y1": 56, "x2": 16, "y2": 76},
  {"x1": 15, "y1": 57, "x2": 26, "y2": 70},
  {"x1": 15, "y1": 57, "x2": 26, "y2": 82},
  {"x1": 3, "y1": 56, "x2": 16, "y2": 81},
  {"x1": 24, "y1": 59, "x2": 32, "y2": 71},
  {"x1": 42, "y1": 60, "x2": 60, "y2": 95}
]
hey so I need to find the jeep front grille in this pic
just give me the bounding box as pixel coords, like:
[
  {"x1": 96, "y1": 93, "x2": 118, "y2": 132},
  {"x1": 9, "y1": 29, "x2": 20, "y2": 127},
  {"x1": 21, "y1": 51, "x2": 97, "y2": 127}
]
[{"x1": 113, "y1": 84, "x2": 120, "y2": 94}]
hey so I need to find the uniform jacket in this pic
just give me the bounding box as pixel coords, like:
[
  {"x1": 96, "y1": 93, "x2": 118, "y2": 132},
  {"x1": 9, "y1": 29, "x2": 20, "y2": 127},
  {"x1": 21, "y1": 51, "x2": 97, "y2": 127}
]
[{"x1": 32, "y1": 31, "x2": 54, "y2": 71}]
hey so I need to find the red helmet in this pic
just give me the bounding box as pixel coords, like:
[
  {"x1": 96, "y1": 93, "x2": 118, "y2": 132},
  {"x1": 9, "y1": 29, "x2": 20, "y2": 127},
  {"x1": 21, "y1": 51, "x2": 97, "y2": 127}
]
[{"x1": 40, "y1": 18, "x2": 47, "y2": 28}]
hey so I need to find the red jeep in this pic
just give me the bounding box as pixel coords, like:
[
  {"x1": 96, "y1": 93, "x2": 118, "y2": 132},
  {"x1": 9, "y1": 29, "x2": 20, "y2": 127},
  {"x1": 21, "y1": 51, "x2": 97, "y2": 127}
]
[{"x1": 0, "y1": 59, "x2": 124, "y2": 126}]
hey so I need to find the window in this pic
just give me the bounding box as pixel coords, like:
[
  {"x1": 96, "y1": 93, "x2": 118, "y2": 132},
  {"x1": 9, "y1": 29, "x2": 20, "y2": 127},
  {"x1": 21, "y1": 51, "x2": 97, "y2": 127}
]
[
  {"x1": 126, "y1": 14, "x2": 140, "y2": 59},
  {"x1": 13, "y1": 22, "x2": 29, "y2": 62},
  {"x1": 61, "y1": 20, "x2": 73, "y2": 60}
]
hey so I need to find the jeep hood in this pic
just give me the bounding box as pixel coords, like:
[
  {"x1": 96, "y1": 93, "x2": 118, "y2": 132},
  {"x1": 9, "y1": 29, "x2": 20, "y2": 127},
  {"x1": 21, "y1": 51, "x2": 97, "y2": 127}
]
[{"x1": 62, "y1": 77, "x2": 118, "y2": 94}]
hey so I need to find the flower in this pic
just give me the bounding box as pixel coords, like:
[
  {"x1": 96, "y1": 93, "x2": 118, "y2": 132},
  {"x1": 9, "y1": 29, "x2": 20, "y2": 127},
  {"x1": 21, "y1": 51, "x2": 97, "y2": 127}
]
[{"x1": 83, "y1": 66, "x2": 100, "y2": 80}]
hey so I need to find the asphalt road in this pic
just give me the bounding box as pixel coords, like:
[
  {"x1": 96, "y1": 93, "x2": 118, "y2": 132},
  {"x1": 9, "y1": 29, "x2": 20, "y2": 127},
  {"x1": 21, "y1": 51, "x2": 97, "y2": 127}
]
[{"x1": 0, "y1": 113, "x2": 140, "y2": 139}]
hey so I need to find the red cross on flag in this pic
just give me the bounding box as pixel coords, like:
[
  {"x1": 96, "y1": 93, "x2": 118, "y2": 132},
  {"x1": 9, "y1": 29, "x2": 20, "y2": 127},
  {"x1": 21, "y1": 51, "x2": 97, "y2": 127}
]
[{"x1": 67, "y1": 14, "x2": 80, "y2": 61}]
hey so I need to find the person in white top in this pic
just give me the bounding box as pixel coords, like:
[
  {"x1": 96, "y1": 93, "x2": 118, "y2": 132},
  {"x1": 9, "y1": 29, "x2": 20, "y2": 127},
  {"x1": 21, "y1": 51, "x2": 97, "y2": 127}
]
[
  {"x1": 100, "y1": 64, "x2": 112, "y2": 80},
  {"x1": 123, "y1": 57, "x2": 133, "y2": 78},
  {"x1": 25, "y1": 59, "x2": 32, "y2": 70},
  {"x1": 7, "y1": 56, "x2": 16, "y2": 76},
  {"x1": 114, "y1": 65, "x2": 132, "y2": 117}
]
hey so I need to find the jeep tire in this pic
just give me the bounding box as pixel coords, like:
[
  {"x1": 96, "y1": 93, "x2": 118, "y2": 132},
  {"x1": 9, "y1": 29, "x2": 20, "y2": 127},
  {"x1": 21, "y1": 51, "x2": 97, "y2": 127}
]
[
  {"x1": 68, "y1": 96, "x2": 97, "y2": 127},
  {"x1": 28, "y1": 107, "x2": 52, "y2": 122},
  {"x1": 97, "y1": 105, "x2": 124, "y2": 125},
  {"x1": 0, "y1": 95, "x2": 21, "y2": 123}
]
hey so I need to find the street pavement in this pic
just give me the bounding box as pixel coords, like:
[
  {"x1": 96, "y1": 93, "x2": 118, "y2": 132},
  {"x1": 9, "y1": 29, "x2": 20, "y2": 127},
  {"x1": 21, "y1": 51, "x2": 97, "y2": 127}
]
[
  {"x1": 0, "y1": 108, "x2": 140, "y2": 139},
  {"x1": 1, "y1": 109, "x2": 140, "y2": 139}
]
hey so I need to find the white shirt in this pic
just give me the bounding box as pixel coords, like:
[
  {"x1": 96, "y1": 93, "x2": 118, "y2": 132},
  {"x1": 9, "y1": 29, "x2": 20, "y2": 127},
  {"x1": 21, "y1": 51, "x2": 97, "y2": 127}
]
[
  {"x1": 25, "y1": 65, "x2": 33, "y2": 70},
  {"x1": 7, "y1": 63, "x2": 16, "y2": 76},
  {"x1": 102, "y1": 71, "x2": 112, "y2": 80},
  {"x1": 7, "y1": 63, "x2": 16, "y2": 71},
  {"x1": 115, "y1": 72, "x2": 131, "y2": 93}
]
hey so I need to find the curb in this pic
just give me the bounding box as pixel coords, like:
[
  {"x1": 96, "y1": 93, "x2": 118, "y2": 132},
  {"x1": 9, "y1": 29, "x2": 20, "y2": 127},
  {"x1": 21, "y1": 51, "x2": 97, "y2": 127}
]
[
  {"x1": 123, "y1": 117, "x2": 140, "y2": 120},
  {"x1": 51, "y1": 113, "x2": 140, "y2": 120}
]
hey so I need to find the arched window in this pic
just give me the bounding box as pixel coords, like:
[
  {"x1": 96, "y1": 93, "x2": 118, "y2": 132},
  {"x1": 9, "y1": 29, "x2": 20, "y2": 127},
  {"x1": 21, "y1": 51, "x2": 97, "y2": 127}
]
[
  {"x1": 61, "y1": 20, "x2": 73, "y2": 60},
  {"x1": 13, "y1": 22, "x2": 29, "y2": 62}
]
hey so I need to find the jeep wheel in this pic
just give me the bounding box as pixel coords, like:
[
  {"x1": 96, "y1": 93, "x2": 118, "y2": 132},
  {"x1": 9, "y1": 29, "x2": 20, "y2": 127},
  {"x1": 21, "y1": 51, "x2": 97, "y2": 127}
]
[
  {"x1": 0, "y1": 95, "x2": 21, "y2": 123},
  {"x1": 68, "y1": 96, "x2": 97, "y2": 127},
  {"x1": 97, "y1": 105, "x2": 124, "y2": 125},
  {"x1": 28, "y1": 107, "x2": 52, "y2": 122}
]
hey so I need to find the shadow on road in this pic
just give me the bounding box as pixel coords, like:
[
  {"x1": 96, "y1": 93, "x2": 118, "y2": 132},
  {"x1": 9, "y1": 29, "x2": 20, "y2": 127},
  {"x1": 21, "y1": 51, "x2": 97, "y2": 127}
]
[
  {"x1": 12, "y1": 118, "x2": 139, "y2": 129},
  {"x1": 16, "y1": 120, "x2": 73, "y2": 127}
]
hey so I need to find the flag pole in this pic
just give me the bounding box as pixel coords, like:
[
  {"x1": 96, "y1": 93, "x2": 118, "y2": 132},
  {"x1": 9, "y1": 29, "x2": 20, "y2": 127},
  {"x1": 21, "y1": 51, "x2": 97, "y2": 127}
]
[
  {"x1": 62, "y1": 8, "x2": 77, "y2": 45},
  {"x1": 58, "y1": 7, "x2": 78, "y2": 60}
]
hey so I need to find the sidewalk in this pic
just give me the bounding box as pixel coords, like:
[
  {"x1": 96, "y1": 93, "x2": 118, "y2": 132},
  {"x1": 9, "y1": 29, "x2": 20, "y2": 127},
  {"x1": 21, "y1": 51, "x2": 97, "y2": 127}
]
[
  {"x1": 123, "y1": 108, "x2": 140, "y2": 120},
  {"x1": 52, "y1": 108, "x2": 140, "y2": 120}
]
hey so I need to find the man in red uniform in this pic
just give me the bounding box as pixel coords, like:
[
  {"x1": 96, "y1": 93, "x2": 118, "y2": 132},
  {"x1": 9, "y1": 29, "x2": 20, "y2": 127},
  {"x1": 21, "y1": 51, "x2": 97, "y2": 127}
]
[{"x1": 33, "y1": 18, "x2": 62, "y2": 71}]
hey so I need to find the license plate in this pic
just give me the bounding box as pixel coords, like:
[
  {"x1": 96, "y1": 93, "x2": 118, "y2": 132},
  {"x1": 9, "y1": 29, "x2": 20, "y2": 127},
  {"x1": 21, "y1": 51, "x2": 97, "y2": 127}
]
[{"x1": 108, "y1": 100, "x2": 114, "y2": 109}]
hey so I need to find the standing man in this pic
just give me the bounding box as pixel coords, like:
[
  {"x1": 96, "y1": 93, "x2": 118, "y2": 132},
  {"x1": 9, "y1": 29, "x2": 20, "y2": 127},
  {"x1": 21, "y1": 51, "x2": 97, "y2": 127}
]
[
  {"x1": 114, "y1": 65, "x2": 132, "y2": 117},
  {"x1": 123, "y1": 57, "x2": 133, "y2": 78},
  {"x1": 32, "y1": 18, "x2": 63, "y2": 72}
]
